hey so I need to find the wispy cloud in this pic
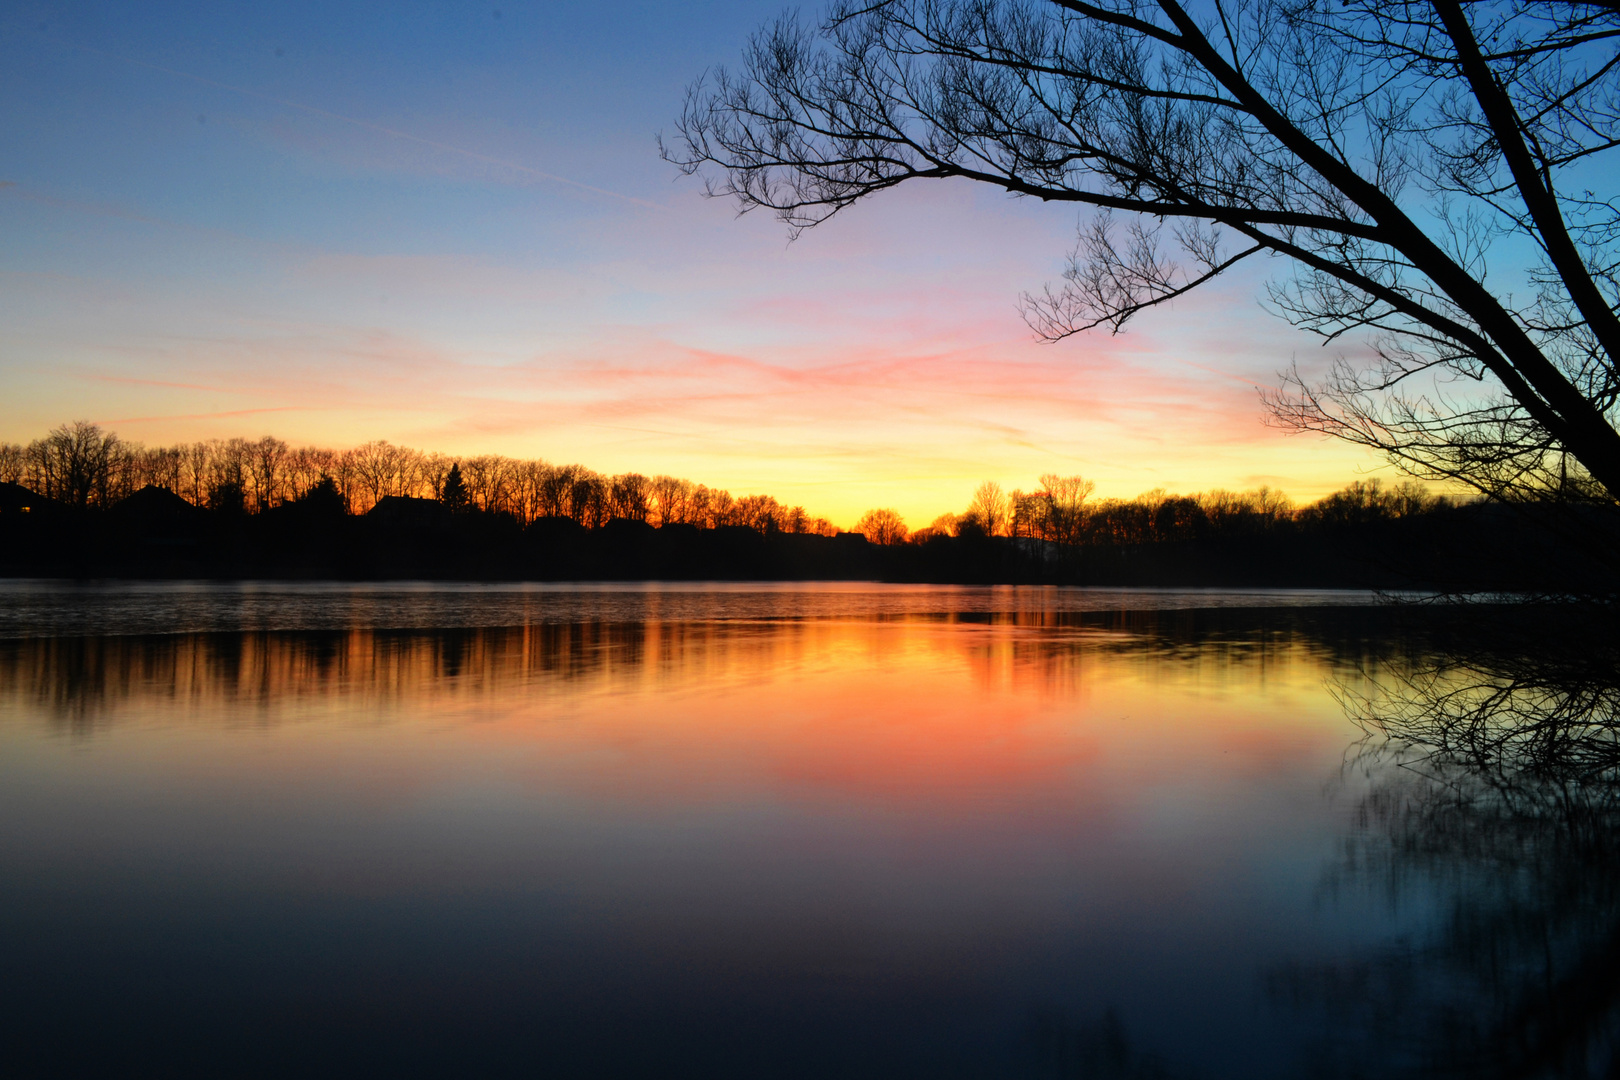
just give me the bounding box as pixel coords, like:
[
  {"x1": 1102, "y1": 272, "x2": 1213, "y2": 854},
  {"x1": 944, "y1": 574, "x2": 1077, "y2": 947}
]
[
  {"x1": 103, "y1": 405, "x2": 315, "y2": 425},
  {"x1": 55, "y1": 39, "x2": 659, "y2": 208}
]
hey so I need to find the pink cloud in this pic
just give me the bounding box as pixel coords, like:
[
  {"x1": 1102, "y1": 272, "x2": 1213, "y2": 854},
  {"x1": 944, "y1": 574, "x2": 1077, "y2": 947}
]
[{"x1": 1, "y1": 172, "x2": 1387, "y2": 521}]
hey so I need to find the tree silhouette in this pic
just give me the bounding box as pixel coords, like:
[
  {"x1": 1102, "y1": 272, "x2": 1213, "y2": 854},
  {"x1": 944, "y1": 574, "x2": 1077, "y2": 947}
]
[
  {"x1": 441, "y1": 462, "x2": 469, "y2": 512},
  {"x1": 31, "y1": 422, "x2": 120, "y2": 508},
  {"x1": 1037, "y1": 474, "x2": 1095, "y2": 546},
  {"x1": 296, "y1": 473, "x2": 346, "y2": 517},
  {"x1": 856, "y1": 507, "x2": 909, "y2": 544},
  {"x1": 666, "y1": 0, "x2": 1620, "y2": 506},
  {"x1": 964, "y1": 480, "x2": 1009, "y2": 536},
  {"x1": 208, "y1": 480, "x2": 245, "y2": 516}
]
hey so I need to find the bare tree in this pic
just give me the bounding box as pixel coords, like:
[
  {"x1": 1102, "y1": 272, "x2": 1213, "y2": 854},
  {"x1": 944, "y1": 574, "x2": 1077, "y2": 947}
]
[
  {"x1": 666, "y1": 0, "x2": 1620, "y2": 505},
  {"x1": 421, "y1": 453, "x2": 455, "y2": 504},
  {"x1": 248, "y1": 437, "x2": 289, "y2": 511},
  {"x1": 1037, "y1": 473, "x2": 1096, "y2": 545},
  {"x1": 0, "y1": 443, "x2": 24, "y2": 486},
  {"x1": 31, "y1": 422, "x2": 120, "y2": 507},
  {"x1": 330, "y1": 448, "x2": 361, "y2": 512},
  {"x1": 179, "y1": 442, "x2": 211, "y2": 506},
  {"x1": 964, "y1": 480, "x2": 1010, "y2": 535},
  {"x1": 350, "y1": 441, "x2": 401, "y2": 511},
  {"x1": 918, "y1": 511, "x2": 961, "y2": 540},
  {"x1": 284, "y1": 446, "x2": 335, "y2": 502},
  {"x1": 690, "y1": 484, "x2": 717, "y2": 527},
  {"x1": 856, "y1": 507, "x2": 910, "y2": 544},
  {"x1": 734, "y1": 493, "x2": 785, "y2": 531},
  {"x1": 208, "y1": 438, "x2": 251, "y2": 508},
  {"x1": 609, "y1": 473, "x2": 653, "y2": 523},
  {"x1": 569, "y1": 471, "x2": 608, "y2": 527},
  {"x1": 463, "y1": 455, "x2": 513, "y2": 514},
  {"x1": 1197, "y1": 486, "x2": 1295, "y2": 533},
  {"x1": 708, "y1": 488, "x2": 738, "y2": 528},
  {"x1": 140, "y1": 446, "x2": 184, "y2": 495},
  {"x1": 536, "y1": 464, "x2": 576, "y2": 519},
  {"x1": 650, "y1": 474, "x2": 695, "y2": 525}
]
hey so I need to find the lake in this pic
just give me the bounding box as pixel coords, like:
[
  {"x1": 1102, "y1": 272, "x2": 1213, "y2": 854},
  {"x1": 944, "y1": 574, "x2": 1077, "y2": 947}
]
[{"x1": 0, "y1": 583, "x2": 1609, "y2": 1078}]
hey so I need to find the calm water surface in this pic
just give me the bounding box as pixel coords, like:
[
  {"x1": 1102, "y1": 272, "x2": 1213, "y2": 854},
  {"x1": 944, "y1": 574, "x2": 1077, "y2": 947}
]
[{"x1": 0, "y1": 583, "x2": 1591, "y2": 1077}]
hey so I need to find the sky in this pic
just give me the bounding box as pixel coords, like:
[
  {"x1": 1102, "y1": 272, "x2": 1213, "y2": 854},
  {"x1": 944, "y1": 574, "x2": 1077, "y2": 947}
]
[{"x1": 0, "y1": 0, "x2": 1393, "y2": 526}]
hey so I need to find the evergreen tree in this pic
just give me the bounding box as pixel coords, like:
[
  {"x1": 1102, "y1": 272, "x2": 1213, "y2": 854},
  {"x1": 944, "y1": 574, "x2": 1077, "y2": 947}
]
[
  {"x1": 298, "y1": 474, "x2": 346, "y2": 517},
  {"x1": 442, "y1": 462, "x2": 469, "y2": 512}
]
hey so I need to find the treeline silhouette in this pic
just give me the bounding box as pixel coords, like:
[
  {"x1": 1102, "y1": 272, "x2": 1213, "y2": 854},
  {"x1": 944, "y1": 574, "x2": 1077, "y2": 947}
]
[
  {"x1": 0, "y1": 421, "x2": 838, "y2": 533},
  {"x1": 855, "y1": 475, "x2": 1460, "y2": 547},
  {"x1": 2, "y1": 422, "x2": 1614, "y2": 589}
]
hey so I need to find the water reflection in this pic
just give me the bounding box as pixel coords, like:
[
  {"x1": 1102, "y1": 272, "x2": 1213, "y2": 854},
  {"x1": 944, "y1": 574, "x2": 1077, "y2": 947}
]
[
  {"x1": 1285, "y1": 607, "x2": 1620, "y2": 1079},
  {"x1": 2, "y1": 599, "x2": 1595, "y2": 1077},
  {"x1": 0, "y1": 607, "x2": 1390, "y2": 736}
]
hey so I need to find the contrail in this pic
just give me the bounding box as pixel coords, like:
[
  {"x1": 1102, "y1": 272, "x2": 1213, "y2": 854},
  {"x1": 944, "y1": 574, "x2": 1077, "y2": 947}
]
[{"x1": 61, "y1": 40, "x2": 661, "y2": 209}]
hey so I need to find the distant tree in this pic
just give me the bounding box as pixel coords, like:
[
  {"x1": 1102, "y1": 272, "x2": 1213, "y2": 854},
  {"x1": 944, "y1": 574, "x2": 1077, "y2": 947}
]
[
  {"x1": 1197, "y1": 487, "x2": 1295, "y2": 535},
  {"x1": 538, "y1": 464, "x2": 579, "y2": 519},
  {"x1": 176, "y1": 442, "x2": 208, "y2": 507},
  {"x1": 570, "y1": 472, "x2": 608, "y2": 528},
  {"x1": 463, "y1": 455, "x2": 512, "y2": 514},
  {"x1": 351, "y1": 440, "x2": 433, "y2": 511},
  {"x1": 284, "y1": 446, "x2": 336, "y2": 503},
  {"x1": 1298, "y1": 477, "x2": 1453, "y2": 528},
  {"x1": 780, "y1": 504, "x2": 810, "y2": 534},
  {"x1": 249, "y1": 436, "x2": 289, "y2": 512},
  {"x1": 295, "y1": 473, "x2": 347, "y2": 517},
  {"x1": 690, "y1": 484, "x2": 717, "y2": 527},
  {"x1": 0, "y1": 442, "x2": 24, "y2": 486},
  {"x1": 209, "y1": 480, "x2": 245, "y2": 516},
  {"x1": 418, "y1": 453, "x2": 453, "y2": 505},
  {"x1": 31, "y1": 422, "x2": 119, "y2": 507},
  {"x1": 141, "y1": 446, "x2": 184, "y2": 496},
  {"x1": 105, "y1": 438, "x2": 141, "y2": 503},
  {"x1": 1152, "y1": 495, "x2": 1207, "y2": 542},
  {"x1": 442, "y1": 462, "x2": 470, "y2": 512},
  {"x1": 610, "y1": 473, "x2": 653, "y2": 523},
  {"x1": 1037, "y1": 475, "x2": 1096, "y2": 546},
  {"x1": 708, "y1": 488, "x2": 738, "y2": 528},
  {"x1": 925, "y1": 512, "x2": 960, "y2": 539},
  {"x1": 856, "y1": 507, "x2": 909, "y2": 545},
  {"x1": 964, "y1": 481, "x2": 1009, "y2": 537},
  {"x1": 735, "y1": 493, "x2": 785, "y2": 532},
  {"x1": 208, "y1": 439, "x2": 250, "y2": 508},
  {"x1": 650, "y1": 474, "x2": 692, "y2": 526},
  {"x1": 509, "y1": 459, "x2": 549, "y2": 524},
  {"x1": 667, "y1": 0, "x2": 1620, "y2": 506},
  {"x1": 1015, "y1": 492, "x2": 1040, "y2": 539}
]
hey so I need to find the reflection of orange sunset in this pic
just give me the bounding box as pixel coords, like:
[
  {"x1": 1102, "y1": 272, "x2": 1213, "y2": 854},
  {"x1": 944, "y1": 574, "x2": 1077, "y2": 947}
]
[{"x1": 0, "y1": 618, "x2": 1359, "y2": 818}]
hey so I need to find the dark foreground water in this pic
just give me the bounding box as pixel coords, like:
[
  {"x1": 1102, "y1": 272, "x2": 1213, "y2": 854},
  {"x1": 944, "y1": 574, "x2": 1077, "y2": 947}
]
[{"x1": 0, "y1": 583, "x2": 1613, "y2": 1078}]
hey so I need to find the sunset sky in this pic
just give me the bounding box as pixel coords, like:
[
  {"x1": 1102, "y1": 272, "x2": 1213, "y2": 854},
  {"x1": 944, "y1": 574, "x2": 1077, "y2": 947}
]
[{"x1": 0, "y1": 1, "x2": 1392, "y2": 526}]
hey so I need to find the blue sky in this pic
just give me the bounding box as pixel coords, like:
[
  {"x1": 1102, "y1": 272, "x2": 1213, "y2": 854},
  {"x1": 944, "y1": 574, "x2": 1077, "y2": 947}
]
[{"x1": 0, "y1": 0, "x2": 1386, "y2": 524}]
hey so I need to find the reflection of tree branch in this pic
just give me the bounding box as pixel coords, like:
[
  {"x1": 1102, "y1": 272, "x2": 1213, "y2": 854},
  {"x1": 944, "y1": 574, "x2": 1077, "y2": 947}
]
[
  {"x1": 1345, "y1": 611, "x2": 1620, "y2": 783},
  {"x1": 1286, "y1": 607, "x2": 1620, "y2": 1078}
]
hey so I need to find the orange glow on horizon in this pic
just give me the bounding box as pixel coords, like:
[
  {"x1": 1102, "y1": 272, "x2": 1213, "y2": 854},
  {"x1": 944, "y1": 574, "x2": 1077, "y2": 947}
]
[{"x1": 2, "y1": 178, "x2": 1393, "y2": 528}]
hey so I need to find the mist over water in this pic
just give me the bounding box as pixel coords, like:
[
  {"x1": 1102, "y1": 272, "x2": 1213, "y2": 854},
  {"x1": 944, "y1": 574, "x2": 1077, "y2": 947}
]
[{"x1": 0, "y1": 585, "x2": 1608, "y2": 1078}]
